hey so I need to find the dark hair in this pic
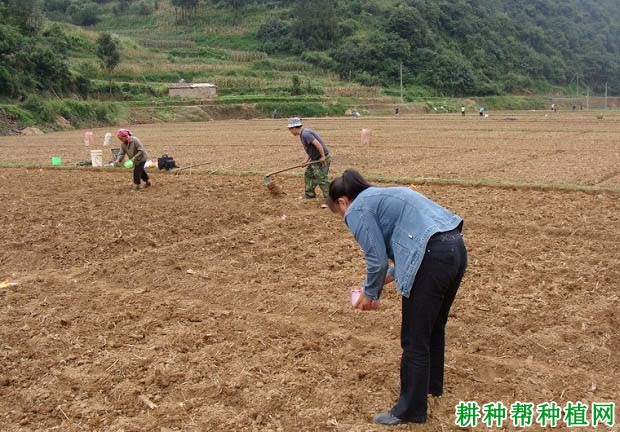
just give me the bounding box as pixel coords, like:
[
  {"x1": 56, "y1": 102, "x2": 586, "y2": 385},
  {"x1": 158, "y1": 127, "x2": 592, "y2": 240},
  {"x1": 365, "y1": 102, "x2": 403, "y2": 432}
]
[{"x1": 328, "y1": 169, "x2": 373, "y2": 209}]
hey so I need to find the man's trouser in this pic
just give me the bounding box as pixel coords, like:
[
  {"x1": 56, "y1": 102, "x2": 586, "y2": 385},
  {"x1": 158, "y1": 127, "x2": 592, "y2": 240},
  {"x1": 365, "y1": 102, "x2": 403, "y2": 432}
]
[{"x1": 304, "y1": 154, "x2": 331, "y2": 199}]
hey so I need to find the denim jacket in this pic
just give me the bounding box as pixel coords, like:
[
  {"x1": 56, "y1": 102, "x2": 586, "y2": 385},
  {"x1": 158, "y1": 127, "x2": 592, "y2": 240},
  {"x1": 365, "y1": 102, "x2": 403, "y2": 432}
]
[{"x1": 344, "y1": 187, "x2": 463, "y2": 300}]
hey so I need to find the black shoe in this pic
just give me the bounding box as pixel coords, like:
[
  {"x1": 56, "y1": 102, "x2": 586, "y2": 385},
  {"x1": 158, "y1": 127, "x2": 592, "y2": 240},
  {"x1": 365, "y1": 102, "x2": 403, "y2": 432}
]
[
  {"x1": 145, "y1": 181, "x2": 152, "y2": 188},
  {"x1": 373, "y1": 412, "x2": 403, "y2": 426}
]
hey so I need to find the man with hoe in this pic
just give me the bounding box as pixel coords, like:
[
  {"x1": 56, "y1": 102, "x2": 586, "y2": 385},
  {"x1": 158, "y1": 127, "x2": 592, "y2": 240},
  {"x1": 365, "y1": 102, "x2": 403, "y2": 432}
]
[{"x1": 287, "y1": 117, "x2": 331, "y2": 207}]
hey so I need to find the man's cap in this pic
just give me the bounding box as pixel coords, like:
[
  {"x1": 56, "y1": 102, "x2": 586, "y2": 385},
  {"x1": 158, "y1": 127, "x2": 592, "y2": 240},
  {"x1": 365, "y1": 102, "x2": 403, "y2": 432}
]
[{"x1": 287, "y1": 117, "x2": 302, "y2": 128}]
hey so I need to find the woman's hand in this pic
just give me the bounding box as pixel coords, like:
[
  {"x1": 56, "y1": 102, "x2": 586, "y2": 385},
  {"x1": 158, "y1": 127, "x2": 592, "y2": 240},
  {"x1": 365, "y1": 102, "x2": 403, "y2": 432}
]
[{"x1": 355, "y1": 293, "x2": 377, "y2": 311}]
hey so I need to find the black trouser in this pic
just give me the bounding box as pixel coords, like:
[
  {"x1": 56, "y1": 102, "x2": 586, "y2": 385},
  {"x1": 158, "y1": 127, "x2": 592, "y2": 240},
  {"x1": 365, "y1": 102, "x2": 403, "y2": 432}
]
[
  {"x1": 133, "y1": 161, "x2": 149, "y2": 185},
  {"x1": 391, "y1": 229, "x2": 467, "y2": 422}
]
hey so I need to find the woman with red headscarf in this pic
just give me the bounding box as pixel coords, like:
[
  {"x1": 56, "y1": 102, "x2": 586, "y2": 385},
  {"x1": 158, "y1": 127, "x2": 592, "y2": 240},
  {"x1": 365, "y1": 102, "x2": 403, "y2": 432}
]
[{"x1": 113, "y1": 129, "x2": 151, "y2": 192}]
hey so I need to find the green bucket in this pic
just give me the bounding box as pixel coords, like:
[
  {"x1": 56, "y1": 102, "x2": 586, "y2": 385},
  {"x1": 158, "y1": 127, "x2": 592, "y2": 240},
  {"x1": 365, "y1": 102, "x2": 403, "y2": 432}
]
[
  {"x1": 124, "y1": 160, "x2": 134, "y2": 169},
  {"x1": 51, "y1": 157, "x2": 62, "y2": 166}
]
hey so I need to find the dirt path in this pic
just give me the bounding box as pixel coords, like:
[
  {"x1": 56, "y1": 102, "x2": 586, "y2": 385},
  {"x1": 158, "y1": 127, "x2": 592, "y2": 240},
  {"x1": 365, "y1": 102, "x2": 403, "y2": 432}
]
[{"x1": 1, "y1": 168, "x2": 618, "y2": 431}]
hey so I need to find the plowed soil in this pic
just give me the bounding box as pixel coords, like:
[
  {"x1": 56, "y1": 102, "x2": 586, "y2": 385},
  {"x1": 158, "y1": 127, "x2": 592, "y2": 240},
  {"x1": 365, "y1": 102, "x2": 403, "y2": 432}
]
[
  {"x1": 1, "y1": 113, "x2": 619, "y2": 431},
  {"x1": 1, "y1": 111, "x2": 619, "y2": 187}
]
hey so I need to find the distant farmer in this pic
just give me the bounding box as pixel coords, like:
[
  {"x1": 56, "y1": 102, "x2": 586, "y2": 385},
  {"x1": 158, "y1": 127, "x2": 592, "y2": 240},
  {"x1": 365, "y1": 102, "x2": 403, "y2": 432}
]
[
  {"x1": 479, "y1": 107, "x2": 485, "y2": 117},
  {"x1": 461, "y1": 106, "x2": 465, "y2": 116},
  {"x1": 327, "y1": 169, "x2": 467, "y2": 426},
  {"x1": 287, "y1": 117, "x2": 331, "y2": 206},
  {"x1": 395, "y1": 107, "x2": 400, "y2": 116},
  {"x1": 113, "y1": 129, "x2": 151, "y2": 192}
]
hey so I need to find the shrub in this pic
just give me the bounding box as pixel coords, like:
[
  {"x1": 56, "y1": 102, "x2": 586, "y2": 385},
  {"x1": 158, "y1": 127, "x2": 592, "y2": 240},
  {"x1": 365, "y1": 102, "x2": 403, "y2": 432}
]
[
  {"x1": 257, "y1": 17, "x2": 302, "y2": 54},
  {"x1": 291, "y1": 75, "x2": 302, "y2": 96},
  {"x1": 22, "y1": 96, "x2": 57, "y2": 123},
  {"x1": 69, "y1": 3, "x2": 101, "y2": 26},
  {"x1": 300, "y1": 51, "x2": 336, "y2": 70},
  {"x1": 132, "y1": 1, "x2": 154, "y2": 16}
]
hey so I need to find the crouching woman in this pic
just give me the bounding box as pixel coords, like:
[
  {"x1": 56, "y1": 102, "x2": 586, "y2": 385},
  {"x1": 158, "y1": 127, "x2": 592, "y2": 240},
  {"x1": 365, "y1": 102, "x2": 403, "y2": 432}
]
[
  {"x1": 327, "y1": 169, "x2": 467, "y2": 426},
  {"x1": 114, "y1": 129, "x2": 151, "y2": 192}
]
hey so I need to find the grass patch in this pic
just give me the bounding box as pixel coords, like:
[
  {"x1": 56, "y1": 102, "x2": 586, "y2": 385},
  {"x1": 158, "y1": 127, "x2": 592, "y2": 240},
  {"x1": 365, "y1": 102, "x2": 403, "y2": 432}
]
[
  {"x1": 94, "y1": 15, "x2": 158, "y2": 31},
  {"x1": 86, "y1": 80, "x2": 168, "y2": 100},
  {"x1": 0, "y1": 105, "x2": 37, "y2": 128},
  {"x1": 193, "y1": 33, "x2": 260, "y2": 51},
  {"x1": 476, "y1": 95, "x2": 549, "y2": 111},
  {"x1": 256, "y1": 101, "x2": 346, "y2": 117},
  {"x1": 216, "y1": 95, "x2": 324, "y2": 104},
  {"x1": 19, "y1": 97, "x2": 124, "y2": 127}
]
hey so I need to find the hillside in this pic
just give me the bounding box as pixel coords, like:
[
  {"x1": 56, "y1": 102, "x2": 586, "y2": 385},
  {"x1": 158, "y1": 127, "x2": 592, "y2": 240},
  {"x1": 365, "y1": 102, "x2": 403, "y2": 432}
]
[{"x1": 1, "y1": 0, "x2": 618, "y2": 131}]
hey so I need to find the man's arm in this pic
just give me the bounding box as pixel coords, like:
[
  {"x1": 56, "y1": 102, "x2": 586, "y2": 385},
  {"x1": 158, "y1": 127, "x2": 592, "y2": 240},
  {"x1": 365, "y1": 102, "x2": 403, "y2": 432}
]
[{"x1": 311, "y1": 139, "x2": 326, "y2": 162}]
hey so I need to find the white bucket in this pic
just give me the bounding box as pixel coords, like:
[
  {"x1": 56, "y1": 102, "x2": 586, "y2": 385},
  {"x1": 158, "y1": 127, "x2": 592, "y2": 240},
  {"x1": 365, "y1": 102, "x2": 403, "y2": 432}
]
[{"x1": 90, "y1": 149, "x2": 103, "y2": 167}]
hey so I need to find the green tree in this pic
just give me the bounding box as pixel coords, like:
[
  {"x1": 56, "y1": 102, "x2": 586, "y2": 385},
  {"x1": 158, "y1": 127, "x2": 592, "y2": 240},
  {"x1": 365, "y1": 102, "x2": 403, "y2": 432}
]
[
  {"x1": 220, "y1": 0, "x2": 249, "y2": 24},
  {"x1": 0, "y1": 22, "x2": 72, "y2": 98},
  {"x1": 292, "y1": 0, "x2": 337, "y2": 50},
  {"x1": 291, "y1": 75, "x2": 302, "y2": 96},
  {"x1": 332, "y1": 32, "x2": 410, "y2": 85},
  {"x1": 385, "y1": 6, "x2": 431, "y2": 48},
  {"x1": 113, "y1": 0, "x2": 130, "y2": 15},
  {"x1": 43, "y1": 0, "x2": 72, "y2": 13},
  {"x1": 420, "y1": 52, "x2": 477, "y2": 96},
  {"x1": 96, "y1": 33, "x2": 121, "y2": 75},
  {"x1": 67, "y1": 2, "x2": 102, "y2": 26},
  {"x1": 257, "y1": 17, "x2": 301, "y2": 54},
  {"x1": 3, "y1": 0, "x2": 43, "y2": 33}
]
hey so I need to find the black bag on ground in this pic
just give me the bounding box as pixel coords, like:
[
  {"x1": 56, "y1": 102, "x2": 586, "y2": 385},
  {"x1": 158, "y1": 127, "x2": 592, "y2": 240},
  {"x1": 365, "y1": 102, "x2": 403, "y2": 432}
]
[{"x1": 158, "y1": 154, "x2": 178, "y2": 170}]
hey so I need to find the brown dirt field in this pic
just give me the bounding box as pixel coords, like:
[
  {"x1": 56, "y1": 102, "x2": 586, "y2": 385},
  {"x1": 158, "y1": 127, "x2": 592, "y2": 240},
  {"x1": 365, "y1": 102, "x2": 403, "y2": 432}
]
[
  {"x1": 1, "y1": 111, "x2": 619, "y2": 188},
  {"x1": 1, "y1": 114, "x2": 619, "y2": 431}
]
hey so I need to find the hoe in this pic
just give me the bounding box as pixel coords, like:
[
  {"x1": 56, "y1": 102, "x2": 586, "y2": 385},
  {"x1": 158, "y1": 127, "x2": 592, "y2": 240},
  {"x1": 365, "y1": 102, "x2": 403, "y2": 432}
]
[{"x1": 263, "y1": 160, "x2": 320, "y2": 187}]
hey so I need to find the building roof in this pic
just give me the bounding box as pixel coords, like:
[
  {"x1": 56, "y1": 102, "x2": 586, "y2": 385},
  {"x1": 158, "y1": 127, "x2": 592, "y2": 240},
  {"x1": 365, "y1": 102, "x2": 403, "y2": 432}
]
[{"x1": 168, "y1": 83, "x2": 217, "y2": 89}]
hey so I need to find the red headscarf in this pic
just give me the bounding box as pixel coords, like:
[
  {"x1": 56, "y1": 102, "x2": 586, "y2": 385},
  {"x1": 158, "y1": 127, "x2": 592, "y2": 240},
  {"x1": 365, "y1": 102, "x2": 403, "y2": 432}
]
[{"x1": 116, "y1": 129, "x2": 131, "y2": 139}]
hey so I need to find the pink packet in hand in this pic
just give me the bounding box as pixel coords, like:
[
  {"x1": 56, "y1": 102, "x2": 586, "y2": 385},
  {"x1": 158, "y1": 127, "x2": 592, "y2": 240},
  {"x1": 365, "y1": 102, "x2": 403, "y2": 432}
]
[{"x1": 351, "y1": 289, "x2": 380, "y2": 309}]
